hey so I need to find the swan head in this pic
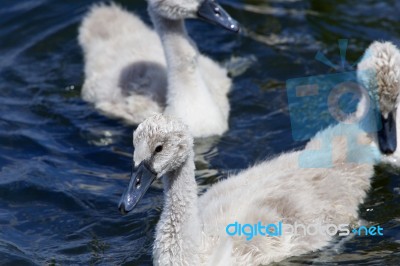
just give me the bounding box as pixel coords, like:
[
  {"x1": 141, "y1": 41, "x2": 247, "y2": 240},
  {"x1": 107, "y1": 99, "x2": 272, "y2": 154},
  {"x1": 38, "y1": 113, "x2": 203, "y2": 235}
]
[
  {"x1": 148, "y1": 0, "x2": 239, "y2": 32},
  {"x1": 358, "y1": 41, "x2": 400, "y2": 155},
  {"x1": 119, "y1": 114, "x2": 193, "y2": 214}
]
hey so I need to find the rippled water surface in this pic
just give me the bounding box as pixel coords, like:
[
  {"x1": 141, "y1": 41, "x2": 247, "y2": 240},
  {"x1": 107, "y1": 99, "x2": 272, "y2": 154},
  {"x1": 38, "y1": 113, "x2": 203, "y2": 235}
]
[{"x1": 1, "y1": 0, "x2": 400, "y2": 265}]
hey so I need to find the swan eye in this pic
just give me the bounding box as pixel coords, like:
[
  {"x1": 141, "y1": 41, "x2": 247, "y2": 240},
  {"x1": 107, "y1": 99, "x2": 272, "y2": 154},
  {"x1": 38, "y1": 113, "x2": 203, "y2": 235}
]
[{"x1": 155, "y1": 145, "x2": 163, "y2": 153}]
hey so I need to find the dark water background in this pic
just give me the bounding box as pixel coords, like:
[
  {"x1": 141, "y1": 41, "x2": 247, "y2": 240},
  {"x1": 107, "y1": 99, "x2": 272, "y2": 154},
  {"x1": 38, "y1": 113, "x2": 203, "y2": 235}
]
[{"x1": 1, "y1": 0, "x2": 400, "y2": 265}]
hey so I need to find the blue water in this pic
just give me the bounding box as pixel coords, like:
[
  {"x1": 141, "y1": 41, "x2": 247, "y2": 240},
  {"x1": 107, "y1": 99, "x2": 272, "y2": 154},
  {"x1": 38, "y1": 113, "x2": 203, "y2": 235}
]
[{"x1": 1, "y1": 0, "x2": 400, "y2": 265}]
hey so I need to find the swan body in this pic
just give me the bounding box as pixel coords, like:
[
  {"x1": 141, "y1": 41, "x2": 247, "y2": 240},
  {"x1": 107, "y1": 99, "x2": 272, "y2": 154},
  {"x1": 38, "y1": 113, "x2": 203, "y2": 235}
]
[
  {"x1": 119, "y1": 114, "x2": 380, "y2": 266},
  {"x1": 79, "y1": 1, "x2": 238, "y2": 137}
]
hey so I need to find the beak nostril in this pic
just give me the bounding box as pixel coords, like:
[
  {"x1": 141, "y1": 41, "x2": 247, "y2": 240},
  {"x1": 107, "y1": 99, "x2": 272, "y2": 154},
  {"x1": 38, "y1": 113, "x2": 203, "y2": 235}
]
[
  {"x1": 135, "y1": 178, "x2": 141, "y2": 189},
  {"x1": 119, "y1": 162, "x2": 158, "y2": 214},
  {"x1": 214, "y1": 7, "x2": 221, "y2": 17},
  {"x1": 197, "y1": 0, "x2": 240, "y2": 33}
]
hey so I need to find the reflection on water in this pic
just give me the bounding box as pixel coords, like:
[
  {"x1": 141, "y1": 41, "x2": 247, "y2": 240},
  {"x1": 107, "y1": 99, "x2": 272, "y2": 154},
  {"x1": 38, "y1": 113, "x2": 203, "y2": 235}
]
[{"x1": 0, "y1": 0, "x2": 399, "y2": 264}]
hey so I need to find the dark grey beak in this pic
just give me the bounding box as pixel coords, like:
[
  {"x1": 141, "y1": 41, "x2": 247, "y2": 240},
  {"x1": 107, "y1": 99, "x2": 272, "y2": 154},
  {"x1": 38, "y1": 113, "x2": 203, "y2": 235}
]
[
  {"x1": 378, "y1": 111, "x2": 397, "y2": 154},
  {"x1": 118, "y1": 162, "x2": 157, "y2": 214},
  {"x1": 197, "y1": 0, "x2": 240, "y2": 32}
]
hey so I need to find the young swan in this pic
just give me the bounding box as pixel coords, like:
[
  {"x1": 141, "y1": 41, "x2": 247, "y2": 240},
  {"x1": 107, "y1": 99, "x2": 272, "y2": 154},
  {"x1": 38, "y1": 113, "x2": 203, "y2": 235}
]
[
  {"x1": 79, "y1": 0, "x2": 239, "y2": 138},
  {"x1": 119, "y1": 114, "x2": 380, "y2": 266},
  {"x1": 357, "y1": 41, "x2": 400, "y2": 158}
]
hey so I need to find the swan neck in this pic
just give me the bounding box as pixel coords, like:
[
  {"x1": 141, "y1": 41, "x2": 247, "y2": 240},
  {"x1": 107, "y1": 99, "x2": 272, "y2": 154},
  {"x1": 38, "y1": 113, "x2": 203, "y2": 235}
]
[
  {"x1": 149, "y1": 10, "x2": 200, "y2": 85},
  {"x1": 153, "y1": 152, "x2": 201, "y2": 265}
]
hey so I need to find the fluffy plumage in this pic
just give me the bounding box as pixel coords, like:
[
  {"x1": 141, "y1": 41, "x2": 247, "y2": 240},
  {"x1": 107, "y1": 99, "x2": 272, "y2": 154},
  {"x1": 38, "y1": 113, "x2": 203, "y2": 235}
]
[
  {"x1": 130, "y1": 114, "x2": 380, "y2": 266},
  {"x1": 148, "y1": 0, "x2": 202, "y2": 19},
  {"x1": 357, "y1": 41, "x2": 400, "y2": 118},
  {"x1": 357, "y1": 41, "x2": 400, "y2": 160},
  {"x1": 78, "y1": 1, "x2": 232, "y2": 137}
]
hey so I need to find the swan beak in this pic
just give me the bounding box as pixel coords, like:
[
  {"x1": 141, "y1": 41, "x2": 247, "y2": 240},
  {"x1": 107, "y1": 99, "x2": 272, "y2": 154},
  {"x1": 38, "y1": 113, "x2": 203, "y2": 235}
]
[
  {"x1": 118, "y1": 162, "x2": 157, "y2": 214},
  {"x1": 378, "y1": 111, "x2": 397, "y2": 154},
  {"x1": 197, "y1": 0, "x2": 240, "y2": 32}
]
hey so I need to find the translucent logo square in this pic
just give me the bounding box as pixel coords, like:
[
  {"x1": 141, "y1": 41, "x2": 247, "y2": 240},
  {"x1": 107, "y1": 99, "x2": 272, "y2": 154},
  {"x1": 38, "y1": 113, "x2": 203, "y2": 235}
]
[{"x1": 287, "y1": 70, "x2": 381, "y2": 168}]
